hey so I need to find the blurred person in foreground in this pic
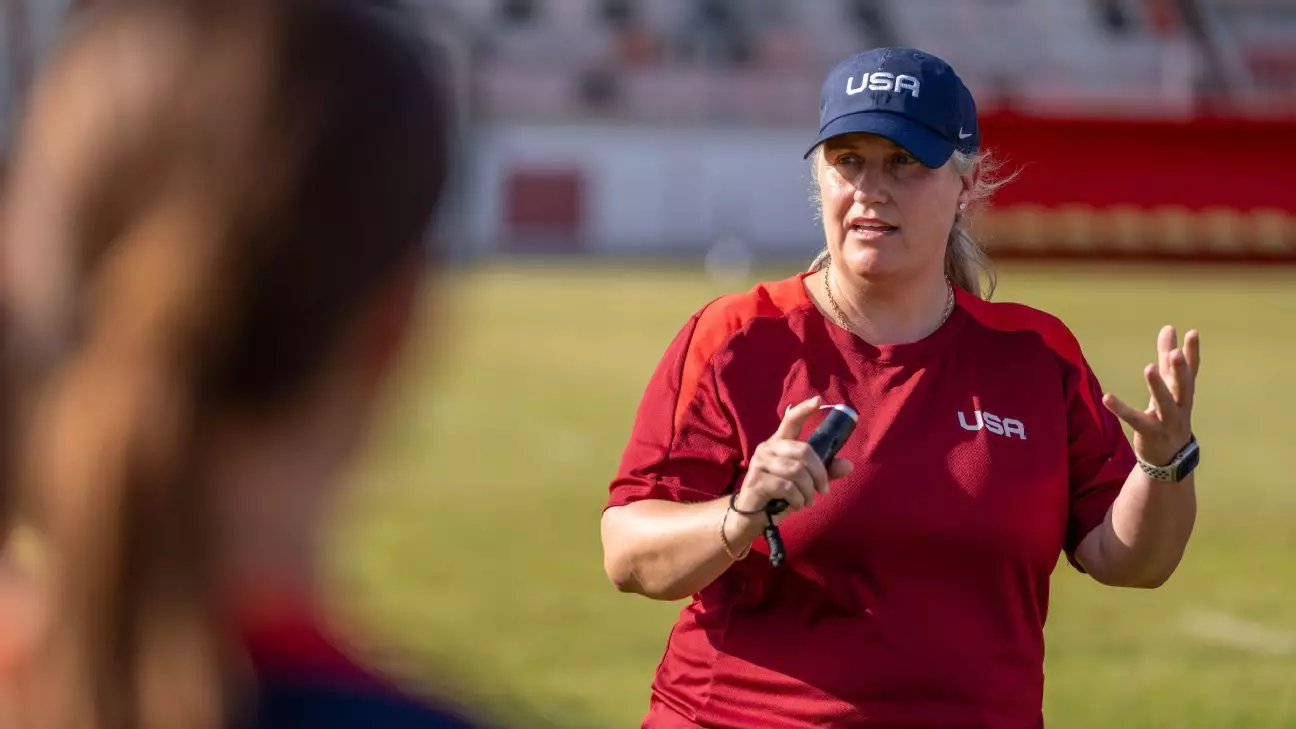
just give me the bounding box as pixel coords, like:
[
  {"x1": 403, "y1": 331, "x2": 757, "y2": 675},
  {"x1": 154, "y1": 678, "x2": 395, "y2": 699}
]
[
  {"x1": 0, "y1": 0, "x2": 492, "y2": 727},
  {"x1": 601, "y1": 48, "x2": 1203, "y2": 728}
]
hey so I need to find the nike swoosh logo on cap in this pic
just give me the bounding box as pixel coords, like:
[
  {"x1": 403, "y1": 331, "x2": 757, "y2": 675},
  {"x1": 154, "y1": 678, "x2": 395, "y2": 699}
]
[{"x1": 958, "y1": 129, "x2": 973, "y2": 139}]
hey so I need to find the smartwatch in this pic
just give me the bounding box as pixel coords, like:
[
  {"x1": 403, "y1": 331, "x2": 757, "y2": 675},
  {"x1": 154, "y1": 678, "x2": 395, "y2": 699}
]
[{"x1": 1137, "y1": 436, "x2": 1200, "y2": 483}]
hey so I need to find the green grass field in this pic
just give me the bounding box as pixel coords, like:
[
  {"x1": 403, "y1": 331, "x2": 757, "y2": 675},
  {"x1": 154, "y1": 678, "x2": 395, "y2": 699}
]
[{"x1": 326, "y1": 262, "x2": 1296, "y2": 728}]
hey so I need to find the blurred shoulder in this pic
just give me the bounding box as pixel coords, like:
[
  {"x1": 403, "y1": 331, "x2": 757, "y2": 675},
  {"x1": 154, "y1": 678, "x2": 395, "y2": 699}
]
[
  {"x1": 957, "y1": 290, "x2": 1086, "y2": 366},
  {"x1": 239, "y1": 607, "x2": 497, "y2": 729},
  {"x1": 251, "y1": 679, "x2": 491, "y2": 729}
]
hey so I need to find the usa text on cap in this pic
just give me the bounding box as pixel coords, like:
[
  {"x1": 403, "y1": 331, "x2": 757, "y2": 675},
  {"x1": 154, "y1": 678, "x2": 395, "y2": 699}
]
[{"x1": 807, "y1": 47, "x2": 979, "y2": 168}]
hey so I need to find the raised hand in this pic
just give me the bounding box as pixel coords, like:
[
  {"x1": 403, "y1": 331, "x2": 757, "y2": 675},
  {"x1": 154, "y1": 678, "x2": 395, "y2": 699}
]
[{"x1": 1103, "y1": 326, "x2": 1200, "y2": 466}]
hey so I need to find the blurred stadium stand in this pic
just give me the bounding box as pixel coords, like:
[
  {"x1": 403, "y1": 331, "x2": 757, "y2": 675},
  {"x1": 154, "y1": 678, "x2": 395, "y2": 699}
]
[
  {"x1": 4, "y1": 0, "x2": 1294, "y2": 262},
  {"x1": 414, "y1": 0, "x2": 1296, "y2": 122}
]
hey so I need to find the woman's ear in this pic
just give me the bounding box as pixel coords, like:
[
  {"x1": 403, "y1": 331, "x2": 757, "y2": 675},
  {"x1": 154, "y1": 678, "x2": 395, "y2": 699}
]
[{"x1": 957, "y1": 160, "x2": 980, "y2": 211}]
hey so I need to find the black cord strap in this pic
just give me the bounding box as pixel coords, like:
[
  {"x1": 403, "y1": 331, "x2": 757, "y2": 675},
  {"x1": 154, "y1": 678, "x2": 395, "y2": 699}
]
[{"x1": 727, "y1": 489, "x2": 767, "y2": 516}]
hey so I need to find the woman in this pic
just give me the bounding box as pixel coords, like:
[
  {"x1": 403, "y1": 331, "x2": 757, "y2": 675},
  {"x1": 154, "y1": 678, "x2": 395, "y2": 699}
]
[
  {"x1": 601, "y1": 48, "x2": 1202, "y2": 729},
  {"x1": 0, "y1": 0, "x2": 491, "y2": 727}
]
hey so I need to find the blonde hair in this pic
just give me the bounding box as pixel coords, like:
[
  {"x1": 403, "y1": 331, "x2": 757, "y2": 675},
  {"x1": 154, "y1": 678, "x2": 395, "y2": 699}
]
[{"x1": 807, "y1": 148, "x2": 1011, "y2": 299}]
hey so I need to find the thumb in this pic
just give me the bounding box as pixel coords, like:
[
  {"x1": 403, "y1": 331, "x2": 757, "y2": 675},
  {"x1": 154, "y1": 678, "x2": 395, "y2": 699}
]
[
  {"x1": 1103, "y1": 392, "x2": 1155, "y2": 433},
  {"x1": 828, "y1": 458, "x2": 854, "y2": 480},
  {"x1": 775, "y1": 395, "x2": 822, "y2": 440}
]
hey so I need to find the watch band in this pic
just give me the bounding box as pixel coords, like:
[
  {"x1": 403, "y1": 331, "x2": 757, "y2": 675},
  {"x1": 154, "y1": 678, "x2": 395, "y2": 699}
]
[{"x1": 1136, "y1": 436, "x2": 1199, "y2": 483}]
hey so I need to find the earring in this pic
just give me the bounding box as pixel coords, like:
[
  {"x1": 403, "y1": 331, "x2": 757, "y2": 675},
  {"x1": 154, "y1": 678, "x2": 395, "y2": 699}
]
[{"x1": 959, "y1": 202, "x2": 967, "y2": 210}]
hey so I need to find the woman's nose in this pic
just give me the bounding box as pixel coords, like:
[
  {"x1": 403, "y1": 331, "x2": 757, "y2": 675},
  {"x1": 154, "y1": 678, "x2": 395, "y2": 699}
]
[{"x1": 851, "y1": 165, "x2": 888, "y2": 206}]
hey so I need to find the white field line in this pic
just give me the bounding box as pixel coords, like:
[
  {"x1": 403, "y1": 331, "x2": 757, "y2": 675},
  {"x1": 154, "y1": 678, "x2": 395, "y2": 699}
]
[{"x1": 1177, "y1": 609, "x2": 1296, "y2": 656}]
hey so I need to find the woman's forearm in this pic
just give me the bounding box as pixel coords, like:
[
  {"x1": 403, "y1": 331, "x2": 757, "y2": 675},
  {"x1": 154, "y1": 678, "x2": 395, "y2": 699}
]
[
  {"x1": 1077, "y1": 469, "x2": 1197, "y2": 588},
  {"x1": 601, "y1": 499, "x2": 764, "y2": 601}
]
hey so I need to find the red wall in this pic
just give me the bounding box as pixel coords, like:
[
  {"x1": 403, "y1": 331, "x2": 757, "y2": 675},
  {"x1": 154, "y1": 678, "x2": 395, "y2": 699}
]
[{"x1": 981, "y1": 113, "x2": 1296, "y2": 213}]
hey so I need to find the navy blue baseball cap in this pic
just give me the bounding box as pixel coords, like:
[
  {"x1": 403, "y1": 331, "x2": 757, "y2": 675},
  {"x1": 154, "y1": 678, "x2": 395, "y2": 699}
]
[{"x1": 806, "y1": 47, "x2": 979, "y2": 168}]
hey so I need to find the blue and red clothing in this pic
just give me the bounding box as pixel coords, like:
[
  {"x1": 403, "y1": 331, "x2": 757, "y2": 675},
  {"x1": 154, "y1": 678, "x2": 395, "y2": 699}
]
[
  {"x1": 239, "y1": 599, "x2": 487, "y2": 729},
  {"x1": 607, "y1": 271, "x2": 1136, "y2": 728}
]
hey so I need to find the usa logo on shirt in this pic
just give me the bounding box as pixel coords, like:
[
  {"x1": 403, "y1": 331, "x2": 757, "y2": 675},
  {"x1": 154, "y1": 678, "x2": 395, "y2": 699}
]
[{"x1": 958, "y1": 408, "x2": 1027, "y2": 440}]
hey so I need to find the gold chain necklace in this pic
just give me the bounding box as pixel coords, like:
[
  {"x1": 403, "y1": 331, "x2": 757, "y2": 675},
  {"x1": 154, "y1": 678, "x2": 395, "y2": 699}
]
[{"x1": 822, "y1": 262, "x2": 954, "y2": 336}]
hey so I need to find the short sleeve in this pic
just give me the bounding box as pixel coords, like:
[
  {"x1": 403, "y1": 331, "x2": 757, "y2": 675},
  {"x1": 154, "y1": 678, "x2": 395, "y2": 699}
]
[
  {"x1": 1061, "y1": 349, "x2": 1137, "y2": 571},
  {"x1": 605, "y1": 310, "x2": 743, "y2": 509}
]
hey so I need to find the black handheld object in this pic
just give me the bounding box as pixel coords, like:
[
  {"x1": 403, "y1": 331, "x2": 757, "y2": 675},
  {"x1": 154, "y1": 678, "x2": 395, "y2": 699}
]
[{"x1": 764, "y1": 404, "x2": 859, "y2": 567}]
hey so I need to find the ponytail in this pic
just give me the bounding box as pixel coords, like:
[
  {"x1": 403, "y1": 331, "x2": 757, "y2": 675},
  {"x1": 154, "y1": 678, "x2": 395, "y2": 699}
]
[
  {"x1": 944, "y1": 213, "x2": 995, "y2": 299},
  {"x1": 940, "y1": 149, "x2": 1005, "y2": 299},
  {"x1": 22, "y1": 198, "x2": 237, "y2": 729}
]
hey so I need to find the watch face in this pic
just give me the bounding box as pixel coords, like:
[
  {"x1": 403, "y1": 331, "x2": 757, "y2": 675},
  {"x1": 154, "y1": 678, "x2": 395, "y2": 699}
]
[{"x1": 1179, "y1": 446, "x2": 1200, "y2": 478}]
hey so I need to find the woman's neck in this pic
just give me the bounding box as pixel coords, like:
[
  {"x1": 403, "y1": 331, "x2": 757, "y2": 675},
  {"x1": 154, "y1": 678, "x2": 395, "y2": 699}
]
[{"x1": 816, "y1": 263, "x2": 952, "y2": 345}]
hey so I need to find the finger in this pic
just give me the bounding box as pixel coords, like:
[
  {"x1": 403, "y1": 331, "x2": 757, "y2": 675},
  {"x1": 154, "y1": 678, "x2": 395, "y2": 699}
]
[
  {"x1": 1170, "y1": 348, "x2": 1193, "y2": 409},
  {"x1": 1103, "y1": 392, "x2": 1158, "y2": 433},
  {"x1": 827, "y1": 458, "x2": 854, "y2": 480},
  {"x1": 785, "y1": 474, "x2": 816, "y2": 509},
  {"x1": 1158, "y1": 325, "x2": 1177, "y2": 380},
  {"x1": 775, "y1": 395, "x2": 822, "y2": 440},
  {"x1": 1145, "y1": 363, "x2": 1177, "y2": 419},
  {"x1": 767, "y1": 477, "x2": 806, "y2": 510},
  {"x1": 1139, "y1": 363, "x2": 1161, "y2": 417},
  {"x1": 772, "y1": 440, "x2": 829, "y2": 493},
  {"x1": 1164, "y1": 349, "x2": 1184, "y2": 402},
  {"x1": 764, "y1": 456, "x2": 819, "y2": 506},
  {"x1": 1183, "y1": 329, "x2": 1201, "y2": 376}
]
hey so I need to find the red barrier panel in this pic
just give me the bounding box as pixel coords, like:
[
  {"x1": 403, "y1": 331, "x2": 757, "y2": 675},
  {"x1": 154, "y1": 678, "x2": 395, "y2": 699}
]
[
  {"x1": 502, "y1": 167, "x2": 586, "y2": 252},
  {"x1": 983, "y1": 113, "x2": 1296, "y2": 212},
  {"x1": 976, "y1": 113, "x2": 1296, "y2": 261}
]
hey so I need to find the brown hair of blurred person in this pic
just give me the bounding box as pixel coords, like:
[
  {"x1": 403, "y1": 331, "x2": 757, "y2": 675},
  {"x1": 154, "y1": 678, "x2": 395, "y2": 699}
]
[{"x1": 0, "y1": 0, "x2": 450, "y2": 727}]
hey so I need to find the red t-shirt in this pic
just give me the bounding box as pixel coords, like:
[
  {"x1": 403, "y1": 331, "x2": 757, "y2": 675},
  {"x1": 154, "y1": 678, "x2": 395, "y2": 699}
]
[{"x1": 605, "y1": 272, "x2": 1135, "y2": 729}]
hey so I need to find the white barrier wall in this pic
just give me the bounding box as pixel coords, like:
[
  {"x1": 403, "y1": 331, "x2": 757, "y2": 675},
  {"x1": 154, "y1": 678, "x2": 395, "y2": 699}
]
[{"x1": 463, "y1": 123, "x2": 827, "y2": 257}]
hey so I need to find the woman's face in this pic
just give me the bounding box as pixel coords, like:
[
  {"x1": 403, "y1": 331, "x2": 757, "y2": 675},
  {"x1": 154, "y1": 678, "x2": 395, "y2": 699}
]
[{"x1": 816, "y1": 133, "x2": 972, "y2": 281}]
